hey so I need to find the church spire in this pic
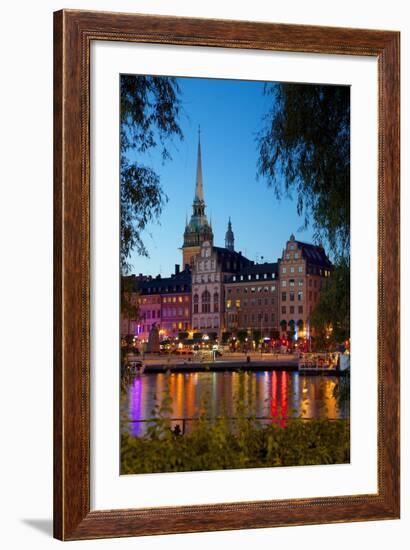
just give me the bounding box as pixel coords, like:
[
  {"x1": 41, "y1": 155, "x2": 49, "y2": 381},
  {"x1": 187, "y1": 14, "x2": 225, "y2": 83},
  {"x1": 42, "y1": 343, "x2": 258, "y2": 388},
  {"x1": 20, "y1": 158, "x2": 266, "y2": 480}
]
[
  {"x1": 194, "y1": 125, "x2": 204, "y2": 203},
  {"x1": 225, "y1": 217, "x2": 235, "y2": 251}
]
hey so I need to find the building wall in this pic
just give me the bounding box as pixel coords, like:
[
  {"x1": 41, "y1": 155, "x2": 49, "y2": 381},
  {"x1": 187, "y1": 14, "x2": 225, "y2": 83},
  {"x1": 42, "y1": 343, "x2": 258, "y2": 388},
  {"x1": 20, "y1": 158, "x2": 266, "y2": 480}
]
[
  {"x1": 225, "y1": 277, "x2": 279, "y2": 336},
  {"x1": 279, "y1": 237, "x2": 331, "y2": 338},
  {"x1": 191, "y1": 241, "x2": 223, "y2": 334},
  {"x1": 161, "y1": 292, "x2": 191, "y2": 338}
]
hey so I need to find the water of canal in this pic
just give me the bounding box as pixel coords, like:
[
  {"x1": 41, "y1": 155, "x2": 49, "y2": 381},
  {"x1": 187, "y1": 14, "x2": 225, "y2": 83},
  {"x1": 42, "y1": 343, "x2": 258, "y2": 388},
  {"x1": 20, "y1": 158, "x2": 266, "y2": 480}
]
[{"x1": 121, "y1": 370, "x2": 349, "y2": 437}]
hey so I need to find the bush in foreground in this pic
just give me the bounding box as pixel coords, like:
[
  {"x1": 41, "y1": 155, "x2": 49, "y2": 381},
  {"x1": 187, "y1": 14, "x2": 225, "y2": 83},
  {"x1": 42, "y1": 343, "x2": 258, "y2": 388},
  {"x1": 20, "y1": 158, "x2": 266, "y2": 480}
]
[{"x1": 121, "y1": 417, "x2": 350, "y2": 475}]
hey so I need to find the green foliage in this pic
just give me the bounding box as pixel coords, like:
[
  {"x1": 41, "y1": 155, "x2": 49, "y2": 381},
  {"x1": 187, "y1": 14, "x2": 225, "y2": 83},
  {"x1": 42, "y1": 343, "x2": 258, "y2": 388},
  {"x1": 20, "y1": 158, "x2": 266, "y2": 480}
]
[
  {"x1": 120, "y1": 75, "x2": 183, "y2": 272},
  {"x1": 121, "y1": 417, "x2": 350, "y2": 474},
  {"x1": 221, "y1": 332, "x2": 232, "y2": 344},
  {"x1": 257, "y1": 83, "x2": 350, "y2": 258},
  {"x1": 310, "y1": 257, "x2": 350, "y2": 345},
  {"x1": 236, "y1": 330, "x2": 248, "y2": 343},
  {"x1": 252, "y1": 329, "x2": 262, "y2": 344}
]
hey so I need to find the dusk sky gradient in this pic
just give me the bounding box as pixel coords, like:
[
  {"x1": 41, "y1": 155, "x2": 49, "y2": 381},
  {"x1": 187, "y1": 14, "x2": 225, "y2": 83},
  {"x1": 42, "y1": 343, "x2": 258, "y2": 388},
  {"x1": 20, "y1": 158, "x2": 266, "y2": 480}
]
[{"x1": 126, "y1": 76, "x2": 317, "y2": 277}]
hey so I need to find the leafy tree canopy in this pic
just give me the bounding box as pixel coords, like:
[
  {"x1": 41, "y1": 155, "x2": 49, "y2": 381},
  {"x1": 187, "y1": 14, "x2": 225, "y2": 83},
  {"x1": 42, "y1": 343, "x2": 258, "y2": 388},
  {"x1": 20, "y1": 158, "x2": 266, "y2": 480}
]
[
  {"x1": 310, "y1": 257, "x2": 350, "y2": 344},
  {"x1": 121, "y1": 75, "x2": 183, "y2": 272},
  {"x1": 257, "y1": 83, "x2": 350, "y2": 259}
]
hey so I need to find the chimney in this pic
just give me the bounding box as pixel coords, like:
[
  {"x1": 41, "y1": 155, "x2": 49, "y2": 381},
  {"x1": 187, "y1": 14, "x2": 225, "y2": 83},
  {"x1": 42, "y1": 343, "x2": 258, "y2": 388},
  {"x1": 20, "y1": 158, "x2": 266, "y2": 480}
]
[{"x1": 175, "y1": 263, "x2": 180, "y2": 275}]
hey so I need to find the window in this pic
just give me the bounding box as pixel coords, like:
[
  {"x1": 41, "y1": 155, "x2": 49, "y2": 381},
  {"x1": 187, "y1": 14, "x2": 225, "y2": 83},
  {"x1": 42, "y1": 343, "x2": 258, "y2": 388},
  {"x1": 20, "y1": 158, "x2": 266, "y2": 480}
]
[
  {"x1": 299, "y1": 279, "x2": 303, "y2": 286},
  {"x1": 298, "y1": 291, "x2": 303, "y2": 301},
  {"x1": 298, "y1": 266, "x2": 303, "y2": 273},
  {"x1": 256, "y1": 274, "x2": 259, "y2": 280},
  {"x1": 290, "y1": 244, "x2": 295, "y2": 250},
  {"x1": 294, "y1": 253, "x2": 299, "y2": 259},
  {"x1": 193, "y1": 293, "x2": 199, "y2": 314},
  {"x1": 264, "y1": 273, "x2": 267, "y2": 279},
  {"x1": 290, "y1": 306, "x2": 295, "y2": 314},
  {"x1": 290, "y1": 267, "x2": 295, "y2": 273},
  {"x1": 282, "y1": 292, "x2": 286, "y2": 301},
  {"x1": 290, "y1": 292, "x2": 295, "y2": 302},
  {"x1": 282, "y1": 306, "x2": 286, "y2": 314},
  {"x1": 226, "y1": 299, "x2": 232, "y2": 309},
  {"x1": 251, "y1": 287, "x2": 256, "y2": 293},
  {"x1": 235, "y1": 299, "x2": 241, "y2": 308},
  {"x1": 244, "y1": 287, "x2": 248, "y2": 293},
  {"x1": 201, "y1": 290, "x2": 211, "y2": 313},
  {"x1": 309, "y1": 279, "x2": 312, "y2": 287},
  {"x1": 281, "y1": 280, "x2": 286, "y2": 287},
  {"x1": 298, "y1": 306, "x2": 303, "y2": 314},
  {"x1": 248, "y1": 275, "x2": 251, "y2": 280},
  {"x1": 290, "y1": 279, "x2": 295, "y2": 287},
  {"x1": 309, "y1": 291, "x2": 312, "y2": 301},
  {"x1": 282, "y1": 266, "x2": 287, "y2": 273},
  {"x1": 240, "y1": 275, "x2": 244, "y2": 281},
  {"x1": 286, "y1": 253, "x2": 290, "y2": 260},
  {"x1": 233, "y1": 276, "x2": 236, "y2": 281},
  {"x1": 314, "y1": 279, "x2": 317, "y2": 288},
  {"x1": 271, "y1": 285, "x2": 276, "y2": 292},
  {"x1": 213, "y1": 292, "x2": 219, "y2": 313}
]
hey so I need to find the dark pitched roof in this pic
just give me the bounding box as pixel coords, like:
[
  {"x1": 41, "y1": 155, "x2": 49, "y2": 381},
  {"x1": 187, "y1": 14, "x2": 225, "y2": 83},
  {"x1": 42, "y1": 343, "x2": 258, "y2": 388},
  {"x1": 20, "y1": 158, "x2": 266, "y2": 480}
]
[
  {"x1": 295, "y1": 241, "x2": 333, "y2": 268},
  {"x1": 212, "y1": 246, "x2": 253, "y2": 272},
  {"x1": 124, "y1": 269, "x2": 192, "y2": 295}
]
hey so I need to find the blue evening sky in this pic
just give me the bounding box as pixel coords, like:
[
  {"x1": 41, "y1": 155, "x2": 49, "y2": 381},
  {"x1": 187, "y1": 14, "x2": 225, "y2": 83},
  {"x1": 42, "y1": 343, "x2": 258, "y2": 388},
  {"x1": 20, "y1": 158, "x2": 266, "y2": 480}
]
[{"x1": 126, "y1": 76, "x2": 316, "y2": 277}]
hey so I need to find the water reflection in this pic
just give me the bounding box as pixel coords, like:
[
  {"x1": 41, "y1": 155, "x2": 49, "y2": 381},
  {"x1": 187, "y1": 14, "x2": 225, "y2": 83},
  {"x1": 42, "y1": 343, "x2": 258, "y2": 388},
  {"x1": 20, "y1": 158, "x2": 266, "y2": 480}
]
[{"x1": 121, "y1": 371, "x2": 349, "y2": 436}]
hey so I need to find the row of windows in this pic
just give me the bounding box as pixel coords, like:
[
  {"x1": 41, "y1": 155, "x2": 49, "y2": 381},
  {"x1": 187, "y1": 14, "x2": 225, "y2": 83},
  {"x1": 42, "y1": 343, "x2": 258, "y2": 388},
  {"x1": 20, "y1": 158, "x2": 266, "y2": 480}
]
[
  {"x1": 285, "y1": 252, "x2": 299, "y2": 260},
  {"x1": 162, "y1": 307, "x2": 190, "y2": 318},
  {"x1": 227, "y1": 297, "x2": 276, "y2": 308},
  {"x1": 231, "y1": 273, "x2": 276, "y2": 282},
  {"x1": 282, "y1": 292, "x2": 303, "y2": 302},
  {"x1": 193, "y1": 291, "x2": 219, "y2": 314},
  {"x1": 162, "y1": 296, "x2": 189, "y2": 304},
  {"x1": 193, "y1": 318, "x2": 220, "y2": 330},
  {"x1": 227, "y1": 285, "x2": 276, "y2": 294},
  {"x1": 281, "y1": 279, "x2": 303, "y2": 288},
  {"x1": 194, "y1": 273, "x2": 219, "y2": 283},
  {"x1": 282, "y1": 265, "x2": 303, "y2": 274},
  {"x1": 140, "y1": 309, "x2": 160, "y2": 320}
]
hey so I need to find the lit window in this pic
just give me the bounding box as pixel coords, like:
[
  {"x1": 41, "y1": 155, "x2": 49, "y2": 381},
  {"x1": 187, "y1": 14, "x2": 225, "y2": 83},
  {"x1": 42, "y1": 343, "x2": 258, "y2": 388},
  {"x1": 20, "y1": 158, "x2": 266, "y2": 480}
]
[
  {"x1": 264, "y1": 273, "x2": 267, "y2": 279},
  {"x1": 226, "y1": 300, "x2": 232, "y2": 309},
  {"x1": 235, "y1": 299, "x2": 241, "y2": 308}
]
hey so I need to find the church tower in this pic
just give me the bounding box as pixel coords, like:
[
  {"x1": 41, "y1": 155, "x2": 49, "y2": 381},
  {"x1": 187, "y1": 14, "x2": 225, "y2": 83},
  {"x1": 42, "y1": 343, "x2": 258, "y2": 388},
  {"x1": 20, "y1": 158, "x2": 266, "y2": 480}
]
[
  {"x1": 182, "y1": 129, "x2": 214, "y2": 268},
  {"x1": 225, "y1": 217, "x2": 235, "y2": 251}
]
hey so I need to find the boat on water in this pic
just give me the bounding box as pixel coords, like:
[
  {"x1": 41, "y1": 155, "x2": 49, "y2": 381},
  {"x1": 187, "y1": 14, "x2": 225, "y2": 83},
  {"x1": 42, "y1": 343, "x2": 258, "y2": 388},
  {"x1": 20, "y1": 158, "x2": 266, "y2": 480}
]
[{"x1": 298, "y1": 351, "x2": 350, "y2": 373}]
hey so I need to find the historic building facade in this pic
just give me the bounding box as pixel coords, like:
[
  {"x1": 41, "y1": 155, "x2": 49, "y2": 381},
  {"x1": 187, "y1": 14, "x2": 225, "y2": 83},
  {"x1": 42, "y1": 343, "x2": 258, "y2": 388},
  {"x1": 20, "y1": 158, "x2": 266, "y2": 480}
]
[
  {"x1": 279, "y1": 234, "x2": 332, "y2": 338},
  {"x1": 191, "y1": 240, "x2": 252, "y2": 335},
  {"x1": 224, "y1": 263, "x2": 279, "y2": 336}
]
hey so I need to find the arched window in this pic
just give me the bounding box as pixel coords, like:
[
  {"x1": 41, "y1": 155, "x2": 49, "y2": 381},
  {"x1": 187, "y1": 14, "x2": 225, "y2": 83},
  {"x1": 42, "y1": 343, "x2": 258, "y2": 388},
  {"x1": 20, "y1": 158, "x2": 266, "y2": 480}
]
[
  {"x1": 201, "y1": 290, "x2": 211, "y2": 313},
  {"x1": 213, "y1": 292, "x2": 219, "y2": 312},
  {"x1": 193, "y1": 293, "x2": 199, "y2": 314}
]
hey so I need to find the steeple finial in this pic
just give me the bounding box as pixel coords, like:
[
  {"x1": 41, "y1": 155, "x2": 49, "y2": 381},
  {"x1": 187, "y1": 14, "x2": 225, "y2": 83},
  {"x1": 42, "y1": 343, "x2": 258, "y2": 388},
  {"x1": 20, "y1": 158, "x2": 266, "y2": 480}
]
[{"x1": 194, "y1": 127, "x2": 204, "y2": 203}]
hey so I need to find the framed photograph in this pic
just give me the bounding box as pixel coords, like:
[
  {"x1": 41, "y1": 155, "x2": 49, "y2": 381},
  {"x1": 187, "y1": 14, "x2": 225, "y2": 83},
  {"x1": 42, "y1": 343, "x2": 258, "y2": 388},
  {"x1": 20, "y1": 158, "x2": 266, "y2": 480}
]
[{"x1": 54, "y1": 9, "x2": 400, "y2": 540}]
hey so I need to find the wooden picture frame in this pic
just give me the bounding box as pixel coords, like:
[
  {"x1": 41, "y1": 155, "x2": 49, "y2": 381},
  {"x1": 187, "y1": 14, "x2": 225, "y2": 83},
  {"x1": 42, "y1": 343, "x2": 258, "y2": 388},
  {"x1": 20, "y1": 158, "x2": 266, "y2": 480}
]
[{"x1": 53, "y1": 9, "x2": 400, "y2": 540}]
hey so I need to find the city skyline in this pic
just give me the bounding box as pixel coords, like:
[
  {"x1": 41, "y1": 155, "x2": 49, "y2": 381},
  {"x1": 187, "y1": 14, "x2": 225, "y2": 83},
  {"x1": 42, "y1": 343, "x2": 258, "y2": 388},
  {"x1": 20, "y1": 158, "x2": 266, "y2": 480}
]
[{"x1": 124, "y1": 76, "x2": 316, "y2": 278}]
